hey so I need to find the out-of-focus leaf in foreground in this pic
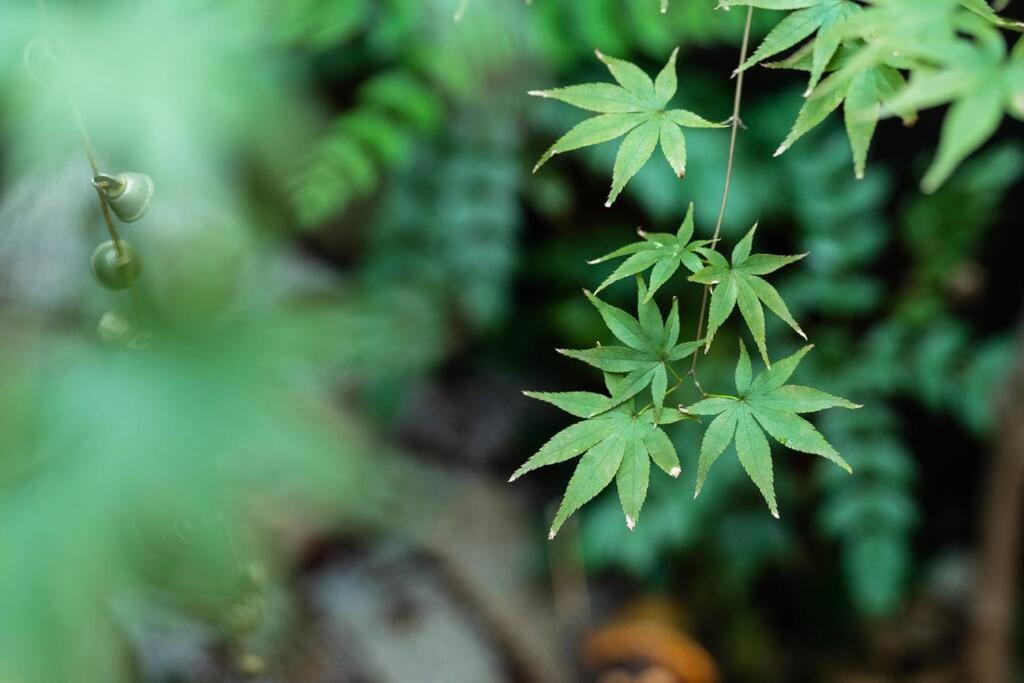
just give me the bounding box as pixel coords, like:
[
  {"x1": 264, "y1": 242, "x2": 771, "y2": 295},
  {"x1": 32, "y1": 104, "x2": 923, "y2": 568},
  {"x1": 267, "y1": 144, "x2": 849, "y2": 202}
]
[{"x1": 0, "y1": 309, "x2": 411, "y2": 683}]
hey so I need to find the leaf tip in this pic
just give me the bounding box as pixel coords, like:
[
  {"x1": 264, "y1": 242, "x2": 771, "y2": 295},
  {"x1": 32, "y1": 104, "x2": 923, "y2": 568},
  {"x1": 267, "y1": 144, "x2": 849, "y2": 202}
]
[
  {"x1": 773, "y1": 144, "x2": 788, "y2": 158},
  {"x1": 625, "y1": 515, "x2": 636, "y2": 531},
  {"x1": 547, "y1": 529, "x2": 557, "y2": 541},
  {"x1": 771, "y1": 510, "x2": 780, "y2": 520},
  {"x1": 670, "y1": 466, "x2": 681, "y2": 478},
  {"x1": 604, "y1": 200, "x2": 613, "y2": 208},
  {"x1": 796, "y1": 327, "x2": 807, "y2": 340}
]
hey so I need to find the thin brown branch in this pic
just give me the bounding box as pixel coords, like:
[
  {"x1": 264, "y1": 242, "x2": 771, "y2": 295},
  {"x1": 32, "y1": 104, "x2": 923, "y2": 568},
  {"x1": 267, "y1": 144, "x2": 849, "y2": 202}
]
[{"x1": 688, "y1": 5, "x2": 754, "y2": 386}]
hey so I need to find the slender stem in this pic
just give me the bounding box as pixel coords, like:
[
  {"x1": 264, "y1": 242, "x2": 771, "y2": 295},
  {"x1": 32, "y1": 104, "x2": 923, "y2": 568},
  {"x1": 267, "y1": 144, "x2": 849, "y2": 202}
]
[
  {"x1": 667, "y1": 363, "x2": 684, "y2": 382},
  {"x1": 637, "y1": 376, "x2": 687, "y2": 416},
  {"x1": 35, "y1": 0, "x2": 125, "y2": 258},
  {"x1": 65, "y1": 56, "x2": 126, "y2": 259},
  {"x1": 36, "y1": 0, "x2": 140, "y2": 321},
  {"x1": 688, "y1": 5, "x2": 754, "y2": 386},
  {"x1": 93, "y1": 183, "x2": 126, "y2": 258}
]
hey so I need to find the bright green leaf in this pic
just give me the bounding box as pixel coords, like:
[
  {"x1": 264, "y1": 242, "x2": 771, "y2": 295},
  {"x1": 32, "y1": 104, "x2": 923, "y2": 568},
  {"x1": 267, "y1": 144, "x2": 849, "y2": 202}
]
[{"x1": 686, "y1": 344, "x2": 857, "y2": 513}]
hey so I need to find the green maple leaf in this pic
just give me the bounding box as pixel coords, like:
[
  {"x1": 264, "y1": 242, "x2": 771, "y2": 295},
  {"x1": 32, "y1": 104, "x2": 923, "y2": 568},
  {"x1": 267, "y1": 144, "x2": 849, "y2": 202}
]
[
  {"x1": 877, "y1": 22, "x2": 1024, "y2": 192},
  {"x1": 530, "y1": 48, "x2": 725, "y2": 206},
  {"x1": 587, "y1": 202, "x2": 709, "y2": 300},
  {"x1": 810, "y1": 0, "x2": 1020, "y2": 103},
  {"x1": 557, "y1": 280, "x2": 702, "y2": 422},
  {"x1": 510, "y1": 390, "x2": 686, "y2": 538},
  {"x1": 725, "y1": 0, "x2": 1018, "y2": 88},
  {"x1": 721, "y1": 0, "x2": 863, "y2": 93},
  {"x1": 688, "y1": 224, "x2": 806, "y2": 366},
  {"x1": 767, "y1": 44, "x2": 914, "y2": 179},
  {"x1": 548, "y1": 282, "x2": 700, "y2": 421},
  {"x1": 686, "y1": 341, "x2": 860, "y2": 517}
]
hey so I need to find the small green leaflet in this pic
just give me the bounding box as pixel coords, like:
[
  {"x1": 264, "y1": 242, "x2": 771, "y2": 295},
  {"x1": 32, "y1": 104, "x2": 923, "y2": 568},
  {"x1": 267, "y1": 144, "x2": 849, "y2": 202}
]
[
  {"x1": 688, "y1": 224, "x2": 806, "y2": 366},
  {"x1": 530, "y1": 49, "x2": 725, "y2": 206},
  {"x1": 588, "y1": 202, "x2": 709, "y2": 300},
  {"x1": 510, "y1": 398, "x2": 685, "y2": 538},
  {"x1": 686, "y1": 341, "x2": 860, "y2": 517},
  {"x1": 561, "y1": 280, "x2": 702, "y2": 421},
  {"x1": 767, "y1": 44, "x2": 913, "y2": 179}
]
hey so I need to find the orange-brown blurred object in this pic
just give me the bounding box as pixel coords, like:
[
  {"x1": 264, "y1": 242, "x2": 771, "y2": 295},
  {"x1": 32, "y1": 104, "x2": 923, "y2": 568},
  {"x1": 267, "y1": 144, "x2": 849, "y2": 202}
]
[{"x1": 584, "y1": 598, "x2": 719, "y2": 683}]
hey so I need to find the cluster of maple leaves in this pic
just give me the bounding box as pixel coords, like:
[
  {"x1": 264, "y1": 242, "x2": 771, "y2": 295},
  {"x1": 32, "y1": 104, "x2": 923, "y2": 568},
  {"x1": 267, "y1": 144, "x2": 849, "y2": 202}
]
[{"x1": 514, "y1": 0, "x2": 1020, "y2": 537}]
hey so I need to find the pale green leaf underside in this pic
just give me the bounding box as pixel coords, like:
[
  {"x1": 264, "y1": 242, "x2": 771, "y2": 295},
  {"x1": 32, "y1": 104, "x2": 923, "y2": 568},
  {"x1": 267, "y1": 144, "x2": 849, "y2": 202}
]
[
  {"x1": 689, "y1": 344, "x2": 858, "y2": 514},
  {"x1": 689, "y1": 225, "x2": 806, "y2": 364}
]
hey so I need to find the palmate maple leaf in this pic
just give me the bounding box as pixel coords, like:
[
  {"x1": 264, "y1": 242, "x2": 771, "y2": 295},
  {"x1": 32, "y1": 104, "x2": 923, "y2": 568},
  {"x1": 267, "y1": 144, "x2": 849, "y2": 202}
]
[
  {"x1": 560, "y1": 280, "x2": 702, "y2": 423},
  {"x1": 721, "y1": 0, "x2": 864, "y2": 93},
  {"x1": 686, "y1": 341, "x2": 860, "y2": 517},
  {"x1": 511, "y1": 380, "x2": 688, "y2": 539},
  {"x1": 587, "y1": 202, "x2": 709, "y2": 302},
  {"x1": 726, "y1": 0, "x2": 1019, "y2": 182},
  {"x1": 688, "y1": 223, "x2": 806, "y2": 367},
  {"x1": 723, "y1": 0, "x2": 1018, "y2": 88},
  {"x1": 877, "y1": 20, "x2": 1024, "y2": 192},
  {"x1": 766, "y1": 43, "x2": 914, "y2": 179},
  {"x1": 530, "y1": 49, "x2": 725, "y2": 206},
  {"x1": 512, "y1": 277, "x2": 704, "y2": 537}
]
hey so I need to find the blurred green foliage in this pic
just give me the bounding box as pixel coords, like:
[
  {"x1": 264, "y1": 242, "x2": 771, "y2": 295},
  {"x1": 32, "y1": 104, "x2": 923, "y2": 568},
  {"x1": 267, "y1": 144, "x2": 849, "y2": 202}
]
[{"x1": 0, "y1": 315, "x2": 400, "y2": 681}]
